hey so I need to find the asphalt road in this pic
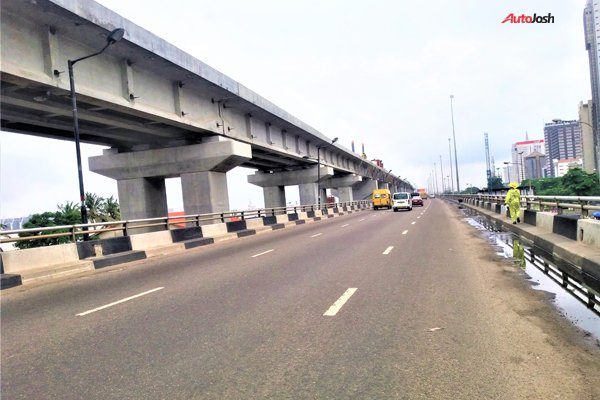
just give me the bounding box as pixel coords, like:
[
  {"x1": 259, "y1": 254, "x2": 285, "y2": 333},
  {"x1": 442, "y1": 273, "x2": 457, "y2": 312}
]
[{"x1": 2, "y1": 200, "x2": 599, "y2": 399}]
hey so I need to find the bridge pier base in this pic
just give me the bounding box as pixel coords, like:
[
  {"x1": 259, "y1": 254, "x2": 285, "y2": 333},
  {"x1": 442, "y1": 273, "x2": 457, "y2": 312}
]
[
  {"x1": 263, "y1": 186, "x2": 286, "y2": 208},
  {"x1": 90, "y1": 139, "x2": 251, "y2": 226},
  {"x1": 181, "y1": 171, "x2": 230, "y2": 215},
  {"x1": 337, "y1": 187, "x2": 354, "y2": 203},
  {"x1": 117, "y1": 177, "x2": 168, "y2": 221}
]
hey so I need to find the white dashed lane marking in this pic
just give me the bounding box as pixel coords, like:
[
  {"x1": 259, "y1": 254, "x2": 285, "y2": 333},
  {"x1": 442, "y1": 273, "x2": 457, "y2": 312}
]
[
  {"x1": 77, "y1": 287, "x2": 164, "y2": 317},
  {"x1": 323, "y1": 288, "x2": 358, "y2": 316},
  {"x1": 383, "y1": 246, "x2": 394, "y2": 255},
  {"x1": 252, "y1": 249, "x2": 274, "y2": 258}
]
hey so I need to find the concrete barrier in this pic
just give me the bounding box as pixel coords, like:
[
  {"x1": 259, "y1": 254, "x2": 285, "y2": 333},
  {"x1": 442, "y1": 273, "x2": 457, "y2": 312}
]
[
  {"x1": 245, "y1": 218, "x2": 265, "y2": 230},
  {"x1": 536, "y1": 212, "x2": 555, "y2": 233},
  {"x1": 131, "y1": 230, "x2": 174, "y2": 250},
  {"x1": 1, "y1": 203, "x2": 372, "y2": 288},
  {"x1": 553, "y1": 215, "x2": 580, "y2": 241},
  {"x1": 169, "y1": 227, "x2": 202, "y2": 242},
  {"x1": 524, "y1": 210, "x2": 537, "y2": 226},
  {"x1": 1, "y1": 243, "x2": 80, "y2": 274},
  {"x1": 76, "y1": 236, "x2": 134, "y2": 259},
  {"x1": 199, "y1": 222, "x2": 228, "y2": 237},
  {"x1": 579, "y1": 219, "x2": 600, "y2": 248}
]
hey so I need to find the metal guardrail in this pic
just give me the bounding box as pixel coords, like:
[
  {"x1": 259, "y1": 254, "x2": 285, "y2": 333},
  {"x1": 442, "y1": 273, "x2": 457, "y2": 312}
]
[
  {"x1": 445, "y1": 194, "x2": 600, "y2": 217},
  {"x1": 0, "y1": 200, "x2": 371, "y2": 246}
]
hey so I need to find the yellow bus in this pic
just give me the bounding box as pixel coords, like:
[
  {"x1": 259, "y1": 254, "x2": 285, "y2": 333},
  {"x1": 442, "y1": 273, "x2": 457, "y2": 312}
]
[{"x1": 372, "y1": 189, "x2": 392, "y2": 210}]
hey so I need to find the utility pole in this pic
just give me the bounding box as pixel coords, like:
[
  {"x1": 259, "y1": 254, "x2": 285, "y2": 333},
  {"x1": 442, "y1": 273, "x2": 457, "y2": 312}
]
[
  {"x1": 439, "y1": 155, "x2": 444, "y2": 193},
  {"x1": 450, "y1": 95, "x2": 460, "y2": 192}
]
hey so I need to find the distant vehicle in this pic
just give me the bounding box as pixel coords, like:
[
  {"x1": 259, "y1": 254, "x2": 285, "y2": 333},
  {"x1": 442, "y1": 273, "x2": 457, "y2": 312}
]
[
  {"x1": 410, "y1": 192, "x2": 424, "y2": 207},
  {"x1": 416, "y1": 188, "x2": 428, "y2": 199},
  {"x1": 392, "y1": 192, "x2": 412, "y2": 212},
  {"x1": 430, "y1": 194, "x2": 436, "y2": 199},
  {"x1": 372, "y1": 189, "x2": 392, "y2": 210}
]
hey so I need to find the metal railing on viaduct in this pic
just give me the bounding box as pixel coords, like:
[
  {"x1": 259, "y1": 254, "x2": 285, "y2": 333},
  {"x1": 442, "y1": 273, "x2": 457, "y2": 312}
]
[{"x1": 0, "y1": 201, "x2": 371, "y2": 247}]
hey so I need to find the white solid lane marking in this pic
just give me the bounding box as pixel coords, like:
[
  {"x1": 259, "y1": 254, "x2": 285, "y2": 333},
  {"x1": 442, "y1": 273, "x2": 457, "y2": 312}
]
[
  {"x1": 311, "y1": 233, "x2": 323, "y2": 238},
  {"x1": 359, "y1": 218, "x2": 365, "y2": 221},
  {"x1": 341, "y1": 224, "x2": 349, "y2": 227},
  {"x1": 383, "y1": 246, "x2": 394, "y2": 255},
  {"x1": 411, "y1": 221, "x2": 416, "y2": 225},
  {"x1": 252, "y1": 249, "x2": 274, "y2": 258},
  {"x1": 323, "y1": 288, "x2": 358, "y2": 316},
  {"x1": 77, "y1": 287, "x2": 164, "y2": 316},
  {"x1": 417, "y1": 216, "x2": 421, "y2": 219},
  {"x1": 402, "y1": 230, "x2": 408, "y2": 235}
]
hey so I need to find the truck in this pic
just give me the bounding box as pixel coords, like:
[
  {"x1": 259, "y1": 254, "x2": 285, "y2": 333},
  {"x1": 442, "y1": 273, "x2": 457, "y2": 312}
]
[{"x1": 416, "y1": 188, "x2": 428, "y2": 200}]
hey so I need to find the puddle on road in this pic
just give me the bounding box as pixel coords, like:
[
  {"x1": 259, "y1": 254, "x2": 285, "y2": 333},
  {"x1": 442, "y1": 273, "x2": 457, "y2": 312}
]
[{"x1": 461, "y1": 213, "x2": 600, "y2": 343}]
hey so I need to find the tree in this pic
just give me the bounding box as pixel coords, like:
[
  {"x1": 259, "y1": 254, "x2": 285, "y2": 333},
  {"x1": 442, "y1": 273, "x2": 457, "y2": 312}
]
[
  {"x1": 487, "y1": 176, "x2": 503, "y2": 190},
  {"x1": 524, "y1": 168, "x2": 600, "y2": 196},
  {"x1": 463, "y1": 186, "x2": 480, "y2": 194},
  {"x1": 85, "y1": 192, "x2": 104, "y2": 223},
  {"x1": 14, "y1": 207, "x2": 78, "y2": 250},
  {"x1": 102, "y1": 196, "x2": 121, "y2": 221},
  {"x1": 561, "y1": 168, "x2": 600, "y2": 196},
  {"x1": 14, "y1": 194, "x2": 121, "y2": 249}
]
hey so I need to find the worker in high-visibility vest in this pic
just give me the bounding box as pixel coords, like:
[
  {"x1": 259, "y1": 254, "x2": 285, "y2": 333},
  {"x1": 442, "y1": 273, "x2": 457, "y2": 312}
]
[{"x1": 504, "y1": 182, "x2": 521, "y2": 224}]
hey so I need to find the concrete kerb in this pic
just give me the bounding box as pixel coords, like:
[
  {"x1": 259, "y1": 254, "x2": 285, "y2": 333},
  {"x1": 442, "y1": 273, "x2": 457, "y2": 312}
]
[{"x1": 0, "y1": 204, "x2": 372, "y2": 288}]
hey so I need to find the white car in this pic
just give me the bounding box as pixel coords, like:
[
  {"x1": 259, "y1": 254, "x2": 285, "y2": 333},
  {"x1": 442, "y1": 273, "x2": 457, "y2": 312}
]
[{"x1": 392, "y1": 192, "x2": 412, "y2": 212}]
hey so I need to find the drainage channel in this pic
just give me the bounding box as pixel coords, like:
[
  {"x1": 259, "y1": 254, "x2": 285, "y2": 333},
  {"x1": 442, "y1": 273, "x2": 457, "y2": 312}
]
[{"x1": 460, "y1": 209, "x2": 600, "y2": 343}]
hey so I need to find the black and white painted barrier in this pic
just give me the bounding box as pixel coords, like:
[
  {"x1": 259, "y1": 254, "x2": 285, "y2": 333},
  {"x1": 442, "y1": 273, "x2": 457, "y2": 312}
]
[{"x1": 0, "y1": 203, "x2": 371, "y2": 288}]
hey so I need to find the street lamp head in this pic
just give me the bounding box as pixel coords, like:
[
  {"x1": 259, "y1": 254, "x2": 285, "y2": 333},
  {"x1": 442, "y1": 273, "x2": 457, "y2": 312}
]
[
  {"x1": 107, "y1": 28, "x2": 125, "y2": 45},
  {"x1": 331, "y1": 137, "x2": 338, "y2": 144}
]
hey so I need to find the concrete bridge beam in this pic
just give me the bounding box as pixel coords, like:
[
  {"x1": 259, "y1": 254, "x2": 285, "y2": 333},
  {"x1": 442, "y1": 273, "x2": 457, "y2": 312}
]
[{"x1": 247, "y1": 166, "x2": 334, "y2": 187}]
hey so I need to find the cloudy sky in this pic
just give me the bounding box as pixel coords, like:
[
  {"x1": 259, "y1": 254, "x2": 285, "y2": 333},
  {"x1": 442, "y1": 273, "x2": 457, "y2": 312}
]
[{"x1": 0, "y1": 0, "x2": 592, "y2": 218}]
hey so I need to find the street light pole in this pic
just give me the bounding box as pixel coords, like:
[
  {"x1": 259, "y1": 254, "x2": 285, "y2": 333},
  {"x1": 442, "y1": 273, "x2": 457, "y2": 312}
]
[
  {"x1": 439, "y1": 155, "x2": 444, "y2": 194},
  {"x1": 448, "y1": 138, "x2": 454, "y2": 193},
  {"x1": 316, "y1": 137, "x2": 337, "y2": 209},
  {"x1": 68, "y1": 28, "x2": 125, "y2": 235},
  {"x1": 450, "y1": 95, "x2": 460, "y2": 192}
]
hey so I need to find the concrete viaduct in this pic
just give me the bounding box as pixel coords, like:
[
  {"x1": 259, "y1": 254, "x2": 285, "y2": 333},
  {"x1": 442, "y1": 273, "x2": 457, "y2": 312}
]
[{"x1": 0, "y1": 0, "x2": 413, "y2": 221}]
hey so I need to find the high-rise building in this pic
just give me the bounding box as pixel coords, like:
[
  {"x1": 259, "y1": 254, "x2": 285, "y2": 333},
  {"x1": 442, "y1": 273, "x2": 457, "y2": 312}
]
[
  {"x1": 511, "y1": 139, "x2": 545, "y2": 182},
  {"x1": 543, "y1": 120, "x2": 583, "y2": 177},
  {"x1": 583, "y1": 1, "x2": 600, "y2": 174},
  {"x1": 524, "y1": 151, "x2": 547, "y2": 180}
]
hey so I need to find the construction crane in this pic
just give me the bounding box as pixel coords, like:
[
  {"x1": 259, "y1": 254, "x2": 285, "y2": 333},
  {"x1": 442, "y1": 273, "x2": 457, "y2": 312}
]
[{"x1": 484, "y1": 133, "x2": 492, "y2": 193}]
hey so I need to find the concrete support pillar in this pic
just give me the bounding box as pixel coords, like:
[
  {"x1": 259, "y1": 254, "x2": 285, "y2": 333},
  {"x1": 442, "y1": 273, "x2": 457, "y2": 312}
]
[
  {"x1": 181, "y1": 171, "x2": 229, "y2": 214},
  {"x1": 338, "y1": 187, "x2": 354, "y2": 202},
  {"x1": 263, "y1": 186, "x2": 286, "y2": 208},
  {"x1": 117, "y1": 177, "x2": 168, "y2": 220},
  {"x1": 299, "y1": 183, "x2": 324, "y2": 206}
]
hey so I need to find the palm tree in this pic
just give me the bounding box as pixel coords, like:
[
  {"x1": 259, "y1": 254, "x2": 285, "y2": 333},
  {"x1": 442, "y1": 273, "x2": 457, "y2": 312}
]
[
  {"x1": 85, "y1": 192, "x2": 105, "y2": 224},
  {"x1": 57, "y1": 201, "x2": 78, "y2": 216},
  {"x1": 102, "y1": 196, "x2": 121, "y2": 221}
]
